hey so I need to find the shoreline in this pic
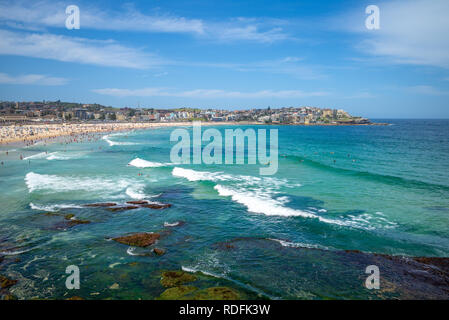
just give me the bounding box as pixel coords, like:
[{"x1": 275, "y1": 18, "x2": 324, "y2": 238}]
[{"x1": 0, "y1": 121, "x2": 389, "y2": 146}]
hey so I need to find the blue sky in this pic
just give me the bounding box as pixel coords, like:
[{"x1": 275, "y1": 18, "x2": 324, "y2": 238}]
[{"x1": 0, "y1": 0, "x2": 448, "y2": 118}]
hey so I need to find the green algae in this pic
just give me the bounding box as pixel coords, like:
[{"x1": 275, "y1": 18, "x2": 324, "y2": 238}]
[{"x1": 160, "y1": 270, "x2": 197, "y2": 287}]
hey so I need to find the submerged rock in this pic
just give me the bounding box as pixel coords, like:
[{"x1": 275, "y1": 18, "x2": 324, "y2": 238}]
[
  {"x1": 64, "y1": 214, "x2": 75, "y2": 220},
  {"x1": 85, "y1": 202, "x2": 117, "y2": 207},
  {"x1": 66, "y1": 296, "x2": 85, "y2": 300},
  {"x1": 113, "y1": 233, "x2": 160, "y2": 247},
  {"x1": 107, "y1": 206, "x2": 139, "y2": 212},
  {"x1": 153, "y1": 248, "x2": 166, "y2": 256},
  {"x1": 126, "y1": 200, "x2": 149, "y2": 205},
  {"x1": 159, "y1": 285, "x2": 197, "y2": 300},
  {"x1": 66, "y1": 219, "x2": 91, "y2": 227},
  {"x1": 0, "y1": 275, "x2": 18, "y2": 289},
  {"x1": 160, "y1": 271, "x2": 197, "y2": 287},
  {"x1": 109, "y1": 283, "x2": 120, "y2": 290},
  {"x1": 193, "y1": 287, "x2": 241, "y2": 300},
  {"x1": 141, "y1": 203, "x2": 172, "y2": 210}
]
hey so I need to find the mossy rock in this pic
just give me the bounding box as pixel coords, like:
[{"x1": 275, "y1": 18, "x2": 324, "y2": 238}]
[
  {"x1": 192, "y1": 287, "x2": 241, "y2": 300},
  {"x1": 158, "y1": 285, "x2": 198, "y2": 300},
  {"x1": 113, "y1": 233, "x2": 160, "y2": 247},
  {"x1": 66, "y1": 296, "x2": 85, "y2": 300},
  {"x1": 153, "y1": 248, "x2": 166, "y2": 256},
  {"x1": 64, "y1": 214, "x2": 75, "y2": 220},
  {"x1": 160, "y1": 271, "x2": 197, "y2": 287},
  {"x1": 0, "y1": 275, "x2": 18, "y2": 289},
  {"x1": 66, "y1": 219, "x2": 91, "y2": 227}
]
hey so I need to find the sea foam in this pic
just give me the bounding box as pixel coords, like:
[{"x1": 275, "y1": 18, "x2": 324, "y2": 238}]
[
  {"x1": 25, "y1": 172, "x2": 138, "y2": 195},
  {"x1": 128, "y1": 158, "x2": 169, "y2": 168}
]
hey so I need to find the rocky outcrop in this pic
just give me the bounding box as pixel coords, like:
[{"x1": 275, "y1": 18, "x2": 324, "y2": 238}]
[
  {"x1": 141, "y1": 203, "x2": 172, "y2": 209},
  {"x1": 158, "y1": 285, "x2": 197, "y2": 300},
  {"x1": 153, "y1": 248, "x2": 166, "y2": 256},
  {"x1": 66, "y1": 296, "x2": 85, "y2": 300},
  {"x1": 113, "y1": 233, "x2": 160, "y2": 247},
  {"x1": 160, "y1": 271, "x2": 197, "y2": 287},
  {"x1": 85, "y1": 203, "x2": 117, "y2": 207},
  {"x1": 193, "y1": 287, "x2": 241, "y2": 300},
  {"x1": 0, "y1": 275, "x2": 17, "y2": 289},
  {"x1": 126, "y1": 200, "x2": 149, "y2": 205},
  {"x1": 107, "y1": 206, "x2": 139, "y2": 212}
]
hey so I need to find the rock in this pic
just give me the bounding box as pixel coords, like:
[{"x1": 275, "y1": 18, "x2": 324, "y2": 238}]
[
  {"x1": 0, "y1": 275, "x2": 18, "y2": 289},
  {"x1": 192, "y1": 287, "x2": 241, "y2": 300},
  {"x1": 141, "y1": 203, "x2": 172, "y2": 210},
  {"x1": 66, "y1": 219, "x2": 91, "y2": 227},
  {"x1": 64, "y1": 214, "x2": 75, "y2": 220},
  {"x1": 158, "y1": 286, "x2": 197, "y2": 300},
  {"x1": 126, "y1": 200, "x2": 149, "y2": 205},
  {"x1": 113, "y1": 233, "x2": 160, "y2": 247},
  {"x1": 129, "y1": 262, "x2": 139, "y2": 267},
  {"x1": 2, "y1": 294, "x2": 18, "y2": 300},
  {"x1": 109, "y1": 283, "x2": 120, "y2": 290},
  {"x1": 153, "y1": 248, "x2": 166, "y2": 256},
  {"x1": 42, "y1": 212, "x2": 61, "y2": 216},
  {"x1": 85, "y1": 203, "x2": 117, "y2": 207},
  {"x1": 107, "y1": 206, "x2": 139, "y2": 212},
  {"x1": 160, "y1": 271, "x2": 197, "y2": 287},
  {"x1": 66, "y1": 296, "x2": 85, "y2": 300},
  {"x1": 413, "y1": 257, "x2": 449, "y2": 272}
]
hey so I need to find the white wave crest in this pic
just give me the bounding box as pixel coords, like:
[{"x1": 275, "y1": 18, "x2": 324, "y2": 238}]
[
  {"x1": 164, "y1": 221, "x2": 180, "y2": 227},
  {"x1": 267, "y1": 238, "x2": 327, "y2": 250},
  {"x1": 30, "y1": 202, "x2": 83, "y2": 211},
  {"x1": 46, "y1": 152, "x2": 86, "y2": 161},
  {"x1": 25, "y1": 172, "x2": 137, "y2": 195},
  {"x1": 23, "y1": 152, "x2": 48, "y2": 160},
  {"x1": 214, "y1": 184, "x2": 351, "y2": 226},
  {"x1": 128, "y1": 158, "x2": 168, "y2": 168},
  {"x1": 102, "y1": 134, "x2": 137, "y2": 147}
]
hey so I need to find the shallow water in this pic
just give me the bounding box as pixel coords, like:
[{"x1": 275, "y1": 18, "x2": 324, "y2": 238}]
[{"x1": 0, "y1": 120, "x2": 448, "y2": 299}]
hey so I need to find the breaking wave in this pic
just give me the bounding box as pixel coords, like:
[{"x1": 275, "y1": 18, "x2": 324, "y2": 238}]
[
  {"x1": 24, "y1": 152, "x2": 86, "y2": 161},
  {"x1": 172, "y1": 167, "x2": 392, "y2": 229},
  {"x1": 102, "y1": 134, "x2": 137, "y2": 147},
  {"x1": 29, "y1": 203, "x2": 83, "y2": 211},
  {"x1": 128, "y1": 158, "x2": 170, "y2": 168},
  {"x1": 25, "y1": 172, "x2": 139, "y2": 195}
]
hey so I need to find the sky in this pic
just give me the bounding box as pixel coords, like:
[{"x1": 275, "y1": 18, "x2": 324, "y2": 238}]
[{"x1": 0, "y1": 0, "x2": 448, "y2": 118}]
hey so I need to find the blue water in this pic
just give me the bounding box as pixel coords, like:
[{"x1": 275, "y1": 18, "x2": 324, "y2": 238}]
[{"x1": 0, "y1": 120, "x2": 448, "y2": 299}]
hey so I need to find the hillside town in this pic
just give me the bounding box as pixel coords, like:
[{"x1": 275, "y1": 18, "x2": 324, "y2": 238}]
[{"x1": 0, "y1": 101, "x2": 370, "y2": 125}]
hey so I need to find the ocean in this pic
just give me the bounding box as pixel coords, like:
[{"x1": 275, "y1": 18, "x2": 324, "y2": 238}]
[{"x1": 0, "y1": 119, "x2": 448, "y2": 299}]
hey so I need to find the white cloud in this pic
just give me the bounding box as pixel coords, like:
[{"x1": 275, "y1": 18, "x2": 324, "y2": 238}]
[
  {"x1": 349, "y1": 0, "x2": 449, "y2": 69},
  {"x1": 0, "y1": 0, "x2": 289, "y2": 43},
  {"x1": 0, "y1": 72, "x2": 68, "y2": 85},
  {"x1": 0, "y1": 0, "x2": 204, "y2": 34},
  {"x1": 92, "y1": 87, "x2": 329, "y2": 99},
  {"x1": 0, "y1": 29, "x2": 162, "y2": 69}
]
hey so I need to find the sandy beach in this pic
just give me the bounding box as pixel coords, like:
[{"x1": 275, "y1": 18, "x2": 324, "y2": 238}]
[{"x1": 0, "y1": 121, "x2": 261, "y2": 146}]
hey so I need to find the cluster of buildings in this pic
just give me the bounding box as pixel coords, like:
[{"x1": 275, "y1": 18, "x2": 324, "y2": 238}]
[{"x1": 0, "y1": 101, "x2": 370, "y2": 125}]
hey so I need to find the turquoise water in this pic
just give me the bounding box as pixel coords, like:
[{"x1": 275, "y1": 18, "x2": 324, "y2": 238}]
[{"x1": 0, "y1": 120, "x2": 448, "y2": 299}]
